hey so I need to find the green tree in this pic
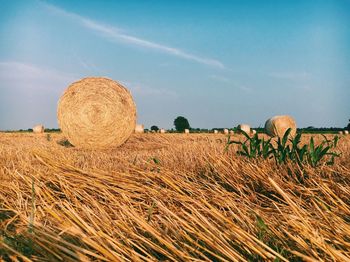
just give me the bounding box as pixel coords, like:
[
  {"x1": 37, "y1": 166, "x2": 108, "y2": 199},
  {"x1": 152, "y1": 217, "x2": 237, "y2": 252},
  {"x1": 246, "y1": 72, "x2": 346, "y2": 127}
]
[
  {"x1": 150, "y1": 125, "x2": 159, "y2": 132},
  {"x1": 174, "y1": 116, "x2": 190, "y2": 132}
]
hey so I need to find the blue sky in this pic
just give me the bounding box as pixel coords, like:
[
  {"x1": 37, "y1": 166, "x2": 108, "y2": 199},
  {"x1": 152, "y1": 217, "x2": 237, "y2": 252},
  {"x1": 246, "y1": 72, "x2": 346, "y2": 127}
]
[{"x1": 0, "y1": 0, "x2": 349, "y2": 130}]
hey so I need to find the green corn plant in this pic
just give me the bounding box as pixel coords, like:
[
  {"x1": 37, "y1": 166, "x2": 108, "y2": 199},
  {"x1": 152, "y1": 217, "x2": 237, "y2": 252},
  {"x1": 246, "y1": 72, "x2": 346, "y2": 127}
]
[
  {"x1": 226, "y1": 128, "x2": 340, "y2": 168},
  {"x1": 307, "y1": 136, "x2": 340, "y2": 167},
  {"x1": 289, "y1": 132, "x2": 308, "y2": 166},
  {"x1": 261, "y1": 137, "x2": 274, "y2": 159},
  {"x1": 226, "y1": 131, "x2": 275, "y2": 159},
  {"x1": 272, "y1": 128, "x2": 292, "y2": 165}
]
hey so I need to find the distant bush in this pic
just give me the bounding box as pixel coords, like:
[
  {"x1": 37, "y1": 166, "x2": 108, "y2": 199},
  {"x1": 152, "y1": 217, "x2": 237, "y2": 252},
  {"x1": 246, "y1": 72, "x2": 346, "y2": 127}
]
[
  {"x1": 150, "y1": 126, "x2": 159, "y2": 132},
  {"x1": 174, "y1": 116, "x2": 190, "y2": 132},
  {"x1": 44, "y1": 128, "x2": 61, "y2": 133}
]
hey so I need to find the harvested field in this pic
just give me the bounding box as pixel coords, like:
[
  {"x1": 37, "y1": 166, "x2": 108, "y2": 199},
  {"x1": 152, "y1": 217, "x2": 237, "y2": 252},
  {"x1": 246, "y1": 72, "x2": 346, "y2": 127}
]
[{"x1": 1, "y1": 132, "x2": 350, "y2": 261}]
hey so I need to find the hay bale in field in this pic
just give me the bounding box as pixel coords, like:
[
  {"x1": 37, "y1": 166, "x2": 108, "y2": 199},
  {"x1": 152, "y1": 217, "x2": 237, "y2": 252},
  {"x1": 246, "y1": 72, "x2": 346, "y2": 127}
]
[
  {"x1": 344, "y1": 130, "x2": 349, "y2": 135},
  {"x1": 33, "y1": 124, "x2": 44, "y2": 133},
  {"x1": 57, "y1": 77, "x2": 136, "y2": 149},
  {"x1": 135, "y1": 124, "x2": 144, "y2": 133},
  {"x1": 223, "y1": 129, "x2": 229, "y2": 134},
  {"x1": 265, "y1": 115, "x2": 296, "y2": 137},
  {"x1": 338, "y1": 131, "x2": 343, "y2": 135},
  {"x1": 213, "y1": 130, "x2": 218, "y2": 134},
  {"x1": 237, "y1": 124, "x2": 251, "y2": 134},
  {"x1": 229, "y1": 130, "x2": 234, "y2": 135},
  {"x1": 160, "y1": 128, "x2": 166, "y2": 134},
  {"x1": 251, "y1": 129, "x2": 257, "y2": 135},
  {"x1": 184, "y1": 129, "x2": 190, "y2": 134}
]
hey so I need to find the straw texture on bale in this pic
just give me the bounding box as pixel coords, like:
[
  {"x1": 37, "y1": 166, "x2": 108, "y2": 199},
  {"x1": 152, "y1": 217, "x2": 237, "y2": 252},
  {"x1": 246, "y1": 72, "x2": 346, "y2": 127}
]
[
  {"x1": 57, "y1": 77, "x2": 136, "y2": 149},
  {"x1": 33, "y1": 124, "x2": 44, "y2": 134},
  {"x1": 265, "y1": 115, "x2": 296, "y2": 138},
  {"x1": 237, "y1": 124, "x2": 251, "y2": 134},
  {"x1": 135, "y1": 124, "x2": 144, "y2": 133},
  {"x1": 184, "y1": 129, "x2": 190, "y2": 134}
]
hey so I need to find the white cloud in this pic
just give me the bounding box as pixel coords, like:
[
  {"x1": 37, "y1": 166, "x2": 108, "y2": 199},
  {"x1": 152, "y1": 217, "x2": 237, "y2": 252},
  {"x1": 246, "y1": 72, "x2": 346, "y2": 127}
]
[
  {"x1": 43, "y1": 3, "x2": 225, "y2": 69},
  {"x1": 209, "y1": 74, "x2": 230, "y2": 83},
  {"x1": 121, "y1": 81, "x2": 178, "y2": 98},
  {"x1": 0, "y1": 61, "x2": 76, "y2": 90},
  {"x1": 208, "y1": 74, "x2": 252, "y2": 93},
  {"x1": 269, "y1": 71, "x2": 311, "y2": 81}
]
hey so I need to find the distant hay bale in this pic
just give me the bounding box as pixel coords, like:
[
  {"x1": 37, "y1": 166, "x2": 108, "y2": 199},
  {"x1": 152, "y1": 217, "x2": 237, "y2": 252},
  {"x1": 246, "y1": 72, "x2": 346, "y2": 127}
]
[
  {"x1": 184, "y1": 129, "x2": 190, "y2": 134},
  {"x1": 344, "y1": 130, "x2": 349, "y2": 135},
  {"x1": 251, "y1": 129, "x2": 257, "y2": 135},
  {"x1": 229, "y1": 130, "x2": 234, "y2": 135},
  {"x1": 57, "y1": 77, "x2": 136, "y2": 149},
  {"x1": 213, "y1": 130, "x2": 218, "y2": 134},
  {"x1": 223, "y1": 129, "x2": 229, "y2": 134},
  {"x1": 237, "y1": 124, "x2": 251, "y2": 134},
  {"x1": 338, "y1": 131, "x2": 343, "y2": 135},
  {"x1": 265, "y1": 115, "x2": 296, "y2": 137},
  {"x1": 160, "y1": 128, "x2": 166, "y2": 134},
  {"x1": 33, "y1": 124, "x2": 44, "y2": 134},
  {"x1": 135, "y1": 124, "x2": 144, "y2": 133}
]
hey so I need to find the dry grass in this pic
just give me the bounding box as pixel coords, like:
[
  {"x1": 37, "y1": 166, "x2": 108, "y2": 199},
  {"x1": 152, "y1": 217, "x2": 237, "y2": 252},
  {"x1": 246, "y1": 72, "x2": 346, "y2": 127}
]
[{"x1": 0, "y1": 132, "x2": 350, "y2": 261}]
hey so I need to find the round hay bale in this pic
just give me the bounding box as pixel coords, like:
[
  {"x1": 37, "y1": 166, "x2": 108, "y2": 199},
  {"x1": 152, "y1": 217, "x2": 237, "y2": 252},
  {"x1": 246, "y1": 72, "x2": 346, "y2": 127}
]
[
  {"x1": 57, "y1": 77, "x2": 136, "y2": 149},
  {"x1": 223, "y1": 129, "x2": 229, "y2": 134},
  {"x1": 265, "y1": 115, "x2": 296, "y2": 137},
  {"x1": 251, "y1": 129, "x2": 257, "y2": 135},
  {"x1": 33, "y1": 124, "x2": 44, "y2": 134},
  {"x1": 160, "y1": 128, "x2": 166, "y2": 134},
  {"x1": 338, "y1": 131, "x2": 343, "y2": 135},
  {"x1": 344, "y1": 130, "x2": 349, "y2": 135},
  {"x1": 184, "y1": 129, "x2": 190, "y2": 134},
  {"x1": 237, "y1": 124, "x2": 251, "y2": 134},
  {"x1": 135, "y1": 124, "x2": 144, "y2": 133},
  {"x1": 229, "y1": 130, "x2": 234, "y2": 135},
  {"x1": 213, "y1": 129, "x2": 218, "y2": 134}
]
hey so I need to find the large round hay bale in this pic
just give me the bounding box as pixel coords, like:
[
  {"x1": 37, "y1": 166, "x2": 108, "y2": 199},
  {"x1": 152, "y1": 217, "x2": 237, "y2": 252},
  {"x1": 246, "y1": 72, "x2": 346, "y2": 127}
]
[
  {"x1": 265, "y1": 115, "x2": 296, "y2": 137},
  {"x1": 237, "y1": 124, "x2": 251, "y2": 134},
  {"x1": 57, "y1": 77, "x2": 136, "y2": 149},
  {"x1": 33, "y1": 124, "x2": 44, "y2": 133},
  {"x1": 135, "y1": 124, "x2": 144, "y2": 133}
]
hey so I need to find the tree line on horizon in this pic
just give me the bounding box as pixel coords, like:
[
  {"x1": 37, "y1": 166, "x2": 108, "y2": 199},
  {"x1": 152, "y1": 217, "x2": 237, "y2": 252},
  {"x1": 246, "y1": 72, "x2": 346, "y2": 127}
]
[{"x1": 3, "y1": 117, "x2": 350, "y2": 133}]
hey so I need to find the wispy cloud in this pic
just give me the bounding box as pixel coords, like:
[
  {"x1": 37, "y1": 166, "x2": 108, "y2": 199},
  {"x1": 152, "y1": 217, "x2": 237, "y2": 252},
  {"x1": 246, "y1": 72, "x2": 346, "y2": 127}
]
[
  {"x1": 209, "y1": 74, "x2": 230, "y2": 83},
  {"x1": 208, "y1": 74, "x2": 252, "y2": 93},
  {"x1": 269, "y1": 71, "x2": 311, "y2": 81},
  {"x1": 43, "y1": 3, "x2": 225, "y2": 69},
  {"x1": 0, "y1": 61, "x2": 76, "y2": 90},
  {"x1": 121, "y1": 81, "x2": 178, "y2": 98}
]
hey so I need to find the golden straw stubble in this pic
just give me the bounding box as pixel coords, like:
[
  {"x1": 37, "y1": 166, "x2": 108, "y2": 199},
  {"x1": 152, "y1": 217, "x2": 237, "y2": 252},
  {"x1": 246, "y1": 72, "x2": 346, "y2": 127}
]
[{"x1": 57, "y1": 77, "x2": 136, "y2": 149}]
